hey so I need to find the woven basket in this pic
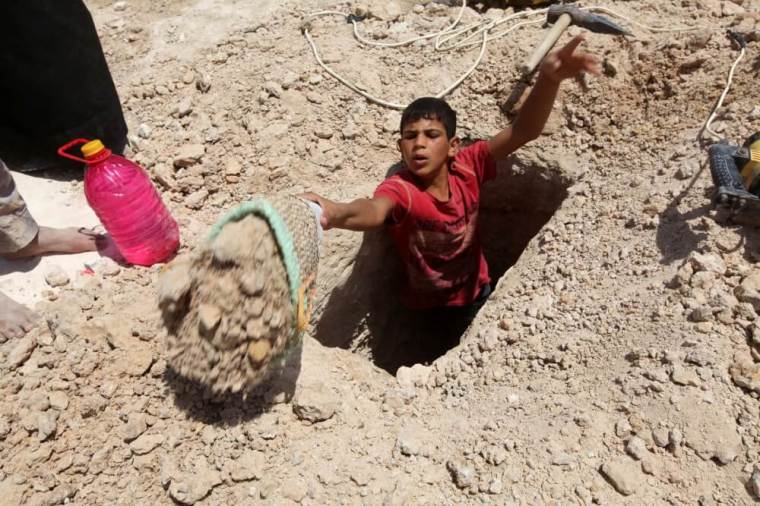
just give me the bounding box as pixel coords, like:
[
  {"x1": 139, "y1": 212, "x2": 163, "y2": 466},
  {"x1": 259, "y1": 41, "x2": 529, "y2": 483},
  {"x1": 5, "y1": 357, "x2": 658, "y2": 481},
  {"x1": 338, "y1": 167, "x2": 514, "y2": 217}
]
[{"x1": 158, "y1": 195, "x2": 320, "y2": 394}]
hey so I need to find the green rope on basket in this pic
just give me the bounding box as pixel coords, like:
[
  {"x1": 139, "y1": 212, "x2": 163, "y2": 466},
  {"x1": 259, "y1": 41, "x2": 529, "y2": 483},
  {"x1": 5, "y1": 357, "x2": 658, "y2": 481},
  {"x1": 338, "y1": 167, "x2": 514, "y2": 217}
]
[{"x1": 207, "y1": 198, "x2": 301, "y2": 315}]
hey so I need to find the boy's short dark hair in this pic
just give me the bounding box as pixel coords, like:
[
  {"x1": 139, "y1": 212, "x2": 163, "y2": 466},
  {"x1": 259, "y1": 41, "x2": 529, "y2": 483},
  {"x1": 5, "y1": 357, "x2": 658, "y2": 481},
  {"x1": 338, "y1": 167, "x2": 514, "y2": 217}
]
[{"x1": 400, "y1": 97, "x2": 457, "y2": 139}]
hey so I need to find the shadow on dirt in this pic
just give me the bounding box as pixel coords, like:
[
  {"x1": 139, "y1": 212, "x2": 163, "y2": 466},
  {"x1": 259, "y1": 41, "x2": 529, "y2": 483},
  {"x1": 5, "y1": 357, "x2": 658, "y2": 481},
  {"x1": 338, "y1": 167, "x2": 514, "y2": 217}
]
[
  {"x1": 164, "y1": 341, "x2": 302, "y2": 425},
  {"x1": 656, "y1": 161, "x2": 760, "y2": 266}
]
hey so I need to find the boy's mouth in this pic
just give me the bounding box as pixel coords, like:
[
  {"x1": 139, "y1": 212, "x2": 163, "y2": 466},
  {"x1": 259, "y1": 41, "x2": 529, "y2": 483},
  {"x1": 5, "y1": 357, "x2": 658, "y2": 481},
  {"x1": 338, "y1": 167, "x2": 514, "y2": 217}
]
[{"x1": 411, "y1": 154, "x2": 428, "y2": 167}]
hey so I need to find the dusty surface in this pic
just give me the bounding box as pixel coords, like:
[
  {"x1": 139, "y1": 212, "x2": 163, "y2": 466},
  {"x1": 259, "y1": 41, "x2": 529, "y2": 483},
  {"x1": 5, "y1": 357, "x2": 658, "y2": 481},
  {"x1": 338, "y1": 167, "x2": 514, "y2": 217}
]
[{"x1": 1, "y1": 0, "x2": 760, "y2": 504}]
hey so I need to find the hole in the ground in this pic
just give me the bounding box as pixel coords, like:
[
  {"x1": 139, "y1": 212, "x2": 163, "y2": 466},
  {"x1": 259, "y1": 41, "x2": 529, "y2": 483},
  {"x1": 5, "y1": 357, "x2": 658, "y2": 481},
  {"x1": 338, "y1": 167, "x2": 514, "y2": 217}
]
[{"x1": 314, "y1": 154, "x2": 571, "y2": 374}]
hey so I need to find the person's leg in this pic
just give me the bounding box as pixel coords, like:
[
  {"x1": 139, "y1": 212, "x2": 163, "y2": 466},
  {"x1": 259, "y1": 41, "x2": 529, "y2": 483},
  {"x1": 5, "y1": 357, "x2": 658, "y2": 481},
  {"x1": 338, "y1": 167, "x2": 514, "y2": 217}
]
[
  {"x1": 0, "y1": 158, "x2": 39, "y2": 255},
  {"x1": 0, "y1": 160, "x2": 101, "y2": 259},
  {"x1": 0, "y1": 160, "x2": 40, "y2": 338},
  {"x1": 0, "y1": 291, "x2": 37, "y2": 341}
]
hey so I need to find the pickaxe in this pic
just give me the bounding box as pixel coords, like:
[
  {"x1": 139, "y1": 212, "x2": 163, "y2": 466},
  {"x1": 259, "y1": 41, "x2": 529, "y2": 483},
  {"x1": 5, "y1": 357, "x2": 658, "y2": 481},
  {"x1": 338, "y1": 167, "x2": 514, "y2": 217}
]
[{"x1": 522, "y1": 4, "x2": 631, "y2": 75}]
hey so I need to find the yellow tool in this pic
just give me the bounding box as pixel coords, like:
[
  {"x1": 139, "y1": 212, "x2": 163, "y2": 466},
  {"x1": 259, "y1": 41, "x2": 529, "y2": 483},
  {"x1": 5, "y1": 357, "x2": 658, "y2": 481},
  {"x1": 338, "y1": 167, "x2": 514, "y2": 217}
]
[{"x1": 740, "y1": 133, "x2": 760, "y2": 190}]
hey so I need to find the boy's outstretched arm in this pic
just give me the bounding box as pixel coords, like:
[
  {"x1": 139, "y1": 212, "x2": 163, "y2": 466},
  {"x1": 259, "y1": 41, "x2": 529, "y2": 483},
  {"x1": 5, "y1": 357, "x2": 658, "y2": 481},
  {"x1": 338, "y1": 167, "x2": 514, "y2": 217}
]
[
  {"x1": 488, "y1": 35, "x2": 602, "y2": 160},
  {"x1": 299, "y1": 192, "x2": 394, "y2": 231}
]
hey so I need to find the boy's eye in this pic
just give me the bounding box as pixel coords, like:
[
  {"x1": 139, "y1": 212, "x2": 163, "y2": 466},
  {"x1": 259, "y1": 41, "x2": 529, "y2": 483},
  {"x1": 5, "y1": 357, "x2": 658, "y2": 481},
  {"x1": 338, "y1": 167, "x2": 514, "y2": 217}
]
[{"x1": 402, "y1": 132, "x2": 417, "y2": 140}]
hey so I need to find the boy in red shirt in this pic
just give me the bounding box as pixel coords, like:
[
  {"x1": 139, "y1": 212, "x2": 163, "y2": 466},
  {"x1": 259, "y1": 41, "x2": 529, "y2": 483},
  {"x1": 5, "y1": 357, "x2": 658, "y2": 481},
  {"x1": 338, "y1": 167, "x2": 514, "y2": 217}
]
[{"x1": 302, "y1": 36, "x2": 600, "y2": 344}]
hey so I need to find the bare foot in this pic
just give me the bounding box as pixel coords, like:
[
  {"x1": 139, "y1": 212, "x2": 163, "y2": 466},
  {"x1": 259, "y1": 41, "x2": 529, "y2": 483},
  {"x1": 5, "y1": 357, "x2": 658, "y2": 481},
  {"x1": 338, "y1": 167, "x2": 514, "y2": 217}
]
[
  {"x1": 2, "y1": 226, "x2": 102, "y2": 260},
  {"x1": 0, "y1": 292, "x2": 37, "y2": 341}
]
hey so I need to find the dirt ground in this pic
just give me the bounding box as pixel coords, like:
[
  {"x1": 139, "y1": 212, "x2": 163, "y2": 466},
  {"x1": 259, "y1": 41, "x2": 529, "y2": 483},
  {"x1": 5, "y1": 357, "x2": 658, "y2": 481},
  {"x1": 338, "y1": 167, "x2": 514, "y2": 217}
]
[{"x1": 1, "y1": 0, "x2": 760, "y2": 504}]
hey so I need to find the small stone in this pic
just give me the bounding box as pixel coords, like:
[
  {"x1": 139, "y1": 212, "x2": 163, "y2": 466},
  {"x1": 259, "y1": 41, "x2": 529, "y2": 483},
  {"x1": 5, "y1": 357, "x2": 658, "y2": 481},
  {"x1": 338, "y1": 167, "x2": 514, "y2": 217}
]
[
  {"x1": 689, "y1": 306, "x2": 712, "y2": 322},
  {"x1": 44, "y1": 265, "x2": 69, "y2": 287},
  {"x1": 730, "y1": 357, "x2": 760, "y2": 393},
  {"x1": 37, "y1": 412, "x2": 57, "y2": 441},
  {"x1": 281, "y1": 477, "x2": 308, "y2": 503},
  {"x1": 615, "y1": 419, "x2": 632, "y2": 437},
  {"x1": 224, "y1": 159, "x2": 242, "y2": 177},
  {"x1": 150, "y1": 359, "x2": 167, "y2": 378},
  {"x1": 341, "y1": 122, "x2": 360, "y2": 140},
  {"x1": 479, "y1": 328, "x2": 499, "y2": 352},
  {"x1": 230, "y1": 451, "x2": 265, "y2": 482},
  {"x1": 292, "y1": 382, "x2": 337, "y2": 422},
  {"x1": 168, "y1": 470, "x2": 219, "y2": 506},
  {"x1": 198, "y1": 304, "x2": 221, "y2": 337},
  {"x1": 481, "y1": 445, "x2": 508, "y2": 466},
  {"x1": 137, "y1": 123, "x2": 152, "y2": 139},
  {"x1": 690, "y1": 253, "x2": 726, "y2": 275},
  {"x1": 196, "y1": 73, "x2": 211, "y2": 93},
  {"x1": 668, "y1": 429, "x2": 683, "y2": 454},
  {"x1": 121, "y1": 414, "x2": 148, "y2": 442},
  {"x1": 713, "y1": 447, "x2": 737, "y2": 465},
  {"x1": 736, "y1": 271, "x2": 760, "y2": 311},
  {"x1": 8, "y1": 336, "x2": 36, "y2": 368},
  {"x1": 383, "y1": 112, "x2": 401, "y2": 133},
  {"x1": 488, "y1": 477, "x2": 503, "y2": 495},
  {"x1": 314, "y1": 127, "x2": 333, "y2": 140},
  {"x1": 181, "y1": 71, "x2": 195, "y2": 84},
  {"x1": 114, "y1": 1, "x2": 127, "y2": 11},
  {"x1": 200, "y1": 425, "x2": 217, "y2": 446},
  {"x1": 447, "y1": 460, "x2": 476, "y2": 489},
  {"x1": 396, "y1": 425, "x2": 423, "y2": 456},
  {"x1": 176, "y1": 97, "x2": 193, "y2": 117},
  {"x1": 0, "y1": 416, "x2": 11, "y2": 440},
  {"x1": 173, "y1": 144, "x2": 205, "y2": 168},
  {"x1": 122, "y1": 347, "x2": 154, "y2": 377},
  {"x1": 652, "y1": 428, "x2": 669, "y2": 448},
  {"x1": 671, "y1": 365, "x2": 699, "y2": 386},
  {"x1": 600, "y1": 459, "x2": 640, "y2": 496},
  {"x1": 184, "y1": 189, "x2": 208, "y2": 210},
  {"x1": 93, "y1": 257, "x2": 121, "y2": 277},
  {"x1": 749, "y1": 465, "x2": 760, "y2": 498},
  {"x1": 396, "y1": 363, "x2": 431, "y2": 389},
  {"x1": 129, "y1": 433, "x2": 164, "y2": 455},
  {"x1": 625, "y1": 436, "x2": 649, "y2": 461},
  {"x1": 48, "y1": 391, "x2": 68, "y2": 411},
  {"x1": 264, "y1": 81, "x2": 283, "y2": 99}
]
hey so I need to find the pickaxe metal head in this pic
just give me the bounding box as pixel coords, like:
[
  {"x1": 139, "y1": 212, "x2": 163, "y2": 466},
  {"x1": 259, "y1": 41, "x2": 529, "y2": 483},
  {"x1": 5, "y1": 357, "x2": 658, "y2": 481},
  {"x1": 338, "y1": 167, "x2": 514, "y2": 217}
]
[{"x1": 546, "y1": 4, "x2": 631, "y2": 36}]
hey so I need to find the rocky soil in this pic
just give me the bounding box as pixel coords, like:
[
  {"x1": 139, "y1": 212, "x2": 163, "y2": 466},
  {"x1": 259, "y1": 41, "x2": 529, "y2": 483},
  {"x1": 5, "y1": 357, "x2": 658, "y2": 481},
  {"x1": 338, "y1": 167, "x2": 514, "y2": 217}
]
[{"x1": 1, "y1": 0, "x2": 760, "y2": 504}]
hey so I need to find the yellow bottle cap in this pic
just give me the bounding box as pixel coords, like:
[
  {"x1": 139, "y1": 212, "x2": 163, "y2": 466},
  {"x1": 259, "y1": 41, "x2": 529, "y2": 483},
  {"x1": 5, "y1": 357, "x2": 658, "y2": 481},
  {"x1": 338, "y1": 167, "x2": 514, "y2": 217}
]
[{"x1": 82, "y1": 139, "x2": 105, "y2": 158}]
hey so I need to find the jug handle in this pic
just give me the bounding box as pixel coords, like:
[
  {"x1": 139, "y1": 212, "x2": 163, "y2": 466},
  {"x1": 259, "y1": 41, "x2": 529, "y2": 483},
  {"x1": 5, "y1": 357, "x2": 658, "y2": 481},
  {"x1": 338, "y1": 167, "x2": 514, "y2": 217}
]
[{"x1": 57, "y1": 139, "x2": 91, "y2": 164}]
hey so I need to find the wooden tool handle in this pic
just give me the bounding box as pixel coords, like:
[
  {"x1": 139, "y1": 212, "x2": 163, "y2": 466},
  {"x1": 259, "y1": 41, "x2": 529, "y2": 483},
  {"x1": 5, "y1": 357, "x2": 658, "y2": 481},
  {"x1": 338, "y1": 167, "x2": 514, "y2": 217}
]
[{"x1": 522, "y1": 13, "x2": 572, "y2": 75}]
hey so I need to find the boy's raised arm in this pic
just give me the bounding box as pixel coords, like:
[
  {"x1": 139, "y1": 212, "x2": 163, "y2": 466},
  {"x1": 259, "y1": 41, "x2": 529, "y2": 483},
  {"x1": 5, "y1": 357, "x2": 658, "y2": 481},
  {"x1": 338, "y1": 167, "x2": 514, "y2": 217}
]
[
  {"x1": 488, "y1": 35, "x2": 601, "y2": 161},
  {"x1": 299, "y1": 192, "x2": 394, "y2": 232}
]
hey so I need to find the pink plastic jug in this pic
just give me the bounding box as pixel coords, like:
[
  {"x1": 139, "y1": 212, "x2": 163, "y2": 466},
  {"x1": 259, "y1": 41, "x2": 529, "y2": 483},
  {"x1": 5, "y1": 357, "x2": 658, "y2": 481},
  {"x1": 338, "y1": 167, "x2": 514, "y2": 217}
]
[{"x1": 58, "y1": 138, "x2": 180, "y2": 266}]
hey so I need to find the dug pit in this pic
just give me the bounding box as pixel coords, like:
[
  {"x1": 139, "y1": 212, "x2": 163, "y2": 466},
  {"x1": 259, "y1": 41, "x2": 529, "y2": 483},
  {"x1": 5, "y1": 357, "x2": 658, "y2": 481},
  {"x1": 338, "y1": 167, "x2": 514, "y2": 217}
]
[{"x1": 314, "y1": 153, "x2": 572, "y2": 373}]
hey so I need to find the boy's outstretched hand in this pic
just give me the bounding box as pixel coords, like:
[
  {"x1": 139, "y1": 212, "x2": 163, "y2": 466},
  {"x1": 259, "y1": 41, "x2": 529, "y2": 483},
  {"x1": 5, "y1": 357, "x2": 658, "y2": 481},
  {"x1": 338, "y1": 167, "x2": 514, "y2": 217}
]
[
  {"x1": 539, "y1": 34, "x2": 602, "y2": 88},
  {"x1": 299, "y1": 192, "x2": 336, "y2": 229}
]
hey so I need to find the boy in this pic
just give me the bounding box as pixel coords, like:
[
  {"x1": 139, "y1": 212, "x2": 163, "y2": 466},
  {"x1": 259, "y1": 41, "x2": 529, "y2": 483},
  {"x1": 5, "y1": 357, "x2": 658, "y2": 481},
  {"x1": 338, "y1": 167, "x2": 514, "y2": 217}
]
[{"x1": 302, "y1": 36, "x2": 600, "y2": 318}]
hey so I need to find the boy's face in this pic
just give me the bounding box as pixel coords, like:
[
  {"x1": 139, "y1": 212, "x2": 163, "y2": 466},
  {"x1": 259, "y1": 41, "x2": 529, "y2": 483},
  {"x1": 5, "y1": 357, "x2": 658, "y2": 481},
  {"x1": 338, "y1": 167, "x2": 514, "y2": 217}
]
[{"x1": 397, "y1": 118, "x2": 460, "y2": 183}]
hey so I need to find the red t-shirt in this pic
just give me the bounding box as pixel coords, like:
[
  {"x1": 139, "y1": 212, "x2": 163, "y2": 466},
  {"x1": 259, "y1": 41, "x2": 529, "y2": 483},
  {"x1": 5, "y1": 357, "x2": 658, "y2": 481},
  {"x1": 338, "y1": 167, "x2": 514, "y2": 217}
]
[{"x1": 373, "y1": 141, "x2": 497, "y2": 309}]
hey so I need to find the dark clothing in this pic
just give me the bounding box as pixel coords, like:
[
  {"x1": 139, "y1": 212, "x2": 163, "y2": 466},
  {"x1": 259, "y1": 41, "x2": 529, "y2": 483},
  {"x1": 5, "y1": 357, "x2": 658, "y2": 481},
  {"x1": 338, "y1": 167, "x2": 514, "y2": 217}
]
[{"x1": 0, "y1": 0, "x2": 127, "y2": 170}]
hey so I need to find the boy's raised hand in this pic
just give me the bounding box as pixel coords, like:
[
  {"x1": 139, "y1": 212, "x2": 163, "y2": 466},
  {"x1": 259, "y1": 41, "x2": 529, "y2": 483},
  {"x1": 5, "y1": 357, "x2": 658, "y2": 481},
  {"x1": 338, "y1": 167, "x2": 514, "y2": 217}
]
[{"x1": 539, "y1": 34, "x2": 602, "y2": 88}]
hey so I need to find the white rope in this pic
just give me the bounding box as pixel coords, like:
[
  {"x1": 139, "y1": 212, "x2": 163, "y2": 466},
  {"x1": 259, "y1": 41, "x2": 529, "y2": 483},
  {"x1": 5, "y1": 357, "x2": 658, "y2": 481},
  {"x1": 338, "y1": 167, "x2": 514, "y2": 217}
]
[
  {"x1": 302, "y1": 2, "x2": 728, "y2": 111},
  {"x1": 701, "y1": 46, "x2": 747, "y2": 141}
]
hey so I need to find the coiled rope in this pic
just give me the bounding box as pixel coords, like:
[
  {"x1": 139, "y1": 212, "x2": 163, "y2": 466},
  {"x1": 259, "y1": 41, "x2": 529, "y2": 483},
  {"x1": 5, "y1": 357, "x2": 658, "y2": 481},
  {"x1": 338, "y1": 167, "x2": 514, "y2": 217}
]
[{"x1": 302, "y1": 1, "x2": 717, "y2": 110}]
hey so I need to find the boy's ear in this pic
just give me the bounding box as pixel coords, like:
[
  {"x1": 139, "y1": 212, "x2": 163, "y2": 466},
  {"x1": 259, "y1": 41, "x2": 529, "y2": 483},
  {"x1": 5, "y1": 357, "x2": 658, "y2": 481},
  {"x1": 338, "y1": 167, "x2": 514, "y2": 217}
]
[
  {"x1": 448, "y1": 136, "x2": 461, "y2": 157},
  {"x1": 396, "y1": 138, "x2": 402, "y2": 153}
]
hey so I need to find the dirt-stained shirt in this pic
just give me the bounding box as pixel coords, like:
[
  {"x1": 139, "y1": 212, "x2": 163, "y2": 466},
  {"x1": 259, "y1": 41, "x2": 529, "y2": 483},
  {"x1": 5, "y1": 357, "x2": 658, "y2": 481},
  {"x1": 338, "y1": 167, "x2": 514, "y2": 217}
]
[{"x1": 373, "y1": 141, "x2": 497, "y2": 309}]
